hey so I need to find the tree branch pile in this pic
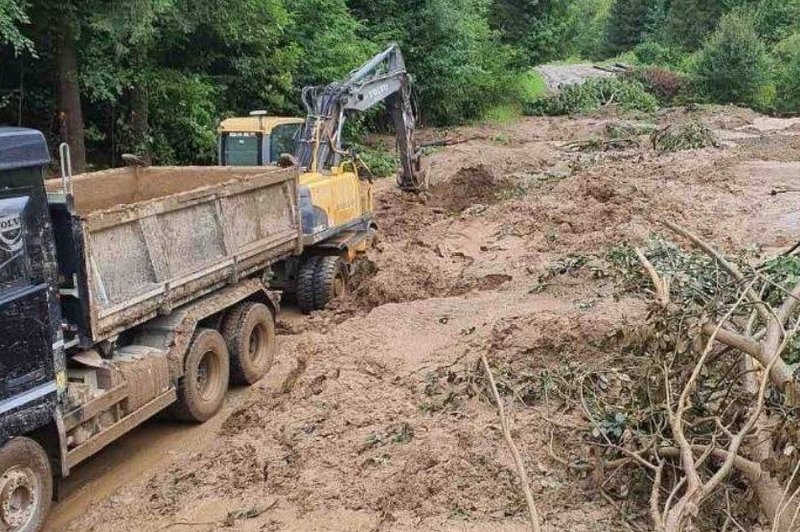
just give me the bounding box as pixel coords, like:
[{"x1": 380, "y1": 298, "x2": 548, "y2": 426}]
[{"x1": 584, "y1": 223, "x2": 800, "y2": 531}]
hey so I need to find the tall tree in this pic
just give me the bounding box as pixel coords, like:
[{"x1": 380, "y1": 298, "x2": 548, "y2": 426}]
[
  {"x1": 604, "y1": 0, "x2": 664, "y2": 55},
  {"x1": 0, "y1": 0, "x2": 32, "y2": 53},
  {"x1": 490, "y1": 0, "x2": 576, "y2": 65},
  {"x1": 55, "y1": 6, "x2": 86, "y2": 173},
  {"x1": 663, "y1": 0, "x2": 726, "y2": 49}
]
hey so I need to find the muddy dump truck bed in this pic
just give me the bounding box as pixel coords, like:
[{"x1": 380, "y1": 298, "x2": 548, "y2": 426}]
[{"x1": 46, "y1": 166, "x2": 300, "y2": 345}]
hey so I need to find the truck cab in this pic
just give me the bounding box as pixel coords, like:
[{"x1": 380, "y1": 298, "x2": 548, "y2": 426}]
[
  {"x1": 0, "y1": 128, "x2": 64, "y2": 531},
  {"x1": 218, "y1": 112, "x2": 304, "y2": 166}
]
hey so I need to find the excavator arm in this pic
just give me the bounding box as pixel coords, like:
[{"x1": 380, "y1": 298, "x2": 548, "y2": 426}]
[{"x1": 295, "y1": 43, "x2": 427, "y2": 192}]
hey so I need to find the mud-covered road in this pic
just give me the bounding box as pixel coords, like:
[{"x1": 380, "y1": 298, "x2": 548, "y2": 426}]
[{"x1": 50, "y1": 106, "x2": 800, "y2": 531}]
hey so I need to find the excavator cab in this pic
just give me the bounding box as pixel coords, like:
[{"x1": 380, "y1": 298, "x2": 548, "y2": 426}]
[{"x1": 217, "y1": 112, "x2": 304, "y2": 166}]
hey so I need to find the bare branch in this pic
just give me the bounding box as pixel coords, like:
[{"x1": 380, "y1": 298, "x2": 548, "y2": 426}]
[
  {"x1": 701, "y1": 323, "x2": 798, "y2": 394},
  {"x1": 636, "y1": 247, "x2": 670, "y2": 308},
  {"x1": 656, "y1": 447, "x2": 762, "y2": 482},
  {"x1": 481, "y1": 353, "x2": 543, "y2": 532}
]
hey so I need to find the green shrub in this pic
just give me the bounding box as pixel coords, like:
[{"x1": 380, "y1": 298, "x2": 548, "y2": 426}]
[
  {"x1": 632, "y1": 41, "x2": 682, "y2": 67},
  {"x1": 147, "y1": 71, "x2": 218, "y2": 164},
  {"x1": 754, "y1": 0, "x2": 800, "y2": 44},
  {"x1": 773, "y1": 33, "x2": 800, "y2": 113},
  {"x1": 525, "y1": 77, "x2": 658, "y2": 116},
  {"x1": 354, "y1": 142, "x2": 399, "y2": 179},
  {"x1": 626, "y1": 67, "x2": 691, "y2": 104},
  {"x1": 693, "y1": 12, "x2": 774, "y2": 110}
]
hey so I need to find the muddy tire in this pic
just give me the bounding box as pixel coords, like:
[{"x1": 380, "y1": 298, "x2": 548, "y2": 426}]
[
  {"x1": 172, "y1": 329, "x2": 230, "y2": 422},
  {"x1": 313, "y1": 256, "x2": 348, "y2": 310},
  {"x1": 296, "y1": 256, "x2": 320, "y2": 314},
  {"x1": 222, "y1": 302, "x2": 276, "y2": 385},
  {"x1": 0, "y1": 437, "x2": 52, "y2": 532}
]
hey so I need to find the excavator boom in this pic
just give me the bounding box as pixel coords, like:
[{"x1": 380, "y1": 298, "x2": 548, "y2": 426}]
[{"x1": 295, "y1": 43, "x2": 427, "y2": 192}]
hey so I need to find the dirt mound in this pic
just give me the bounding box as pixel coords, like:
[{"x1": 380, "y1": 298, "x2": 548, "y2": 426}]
[{"x1": 429, "y1": 164, "x2": 508, "y2": 212}]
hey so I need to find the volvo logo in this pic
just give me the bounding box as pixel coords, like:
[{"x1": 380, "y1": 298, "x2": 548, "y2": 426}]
[{"x1": 0, "y1": 214, "x2": 23, "y2": 253}]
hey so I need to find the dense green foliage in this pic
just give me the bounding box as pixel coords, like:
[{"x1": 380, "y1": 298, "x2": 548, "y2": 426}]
[
  {"x1": 603, "y1": 0, "x2": 663, "y2": 55},
  {"x1": 0, "y1": 0, "x2": 31, "y2": 53},
  {"x1": 774, "y1": 35, "x2": 800, "y2": 113},
  {"x1": 693, "y1": 12, "x2": 773, "y2": 109},
  {"x1": 3, "y1": 0, "x2": 800, "y2": 167}
]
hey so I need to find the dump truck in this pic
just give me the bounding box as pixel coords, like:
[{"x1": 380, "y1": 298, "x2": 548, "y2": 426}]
[{"x1": 0, "y1": 127, "x2": 303, "y2": 531}]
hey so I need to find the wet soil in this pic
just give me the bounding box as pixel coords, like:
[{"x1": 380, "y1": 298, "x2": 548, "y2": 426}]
[{"x1": 49, "y1": 105, "x2": 800, "y2": 532}]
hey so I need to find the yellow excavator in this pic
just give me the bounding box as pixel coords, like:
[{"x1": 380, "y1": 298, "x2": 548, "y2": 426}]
[{"x1": 218, "y1": 43, "x2": 427, "y2": 313}]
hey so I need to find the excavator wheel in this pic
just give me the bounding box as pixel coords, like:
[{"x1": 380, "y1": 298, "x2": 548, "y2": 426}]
[
  {"x1": 296, "y1": 256, "x2": 321, "y2": 314},
  {"x1": 313, "y1": 256, "x2": 348, "y2": 310}
]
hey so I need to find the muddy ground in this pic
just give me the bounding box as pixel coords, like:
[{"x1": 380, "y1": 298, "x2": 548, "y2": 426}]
[{"x1": 50, "y1": 105, "x2": 800, "y2": 531}]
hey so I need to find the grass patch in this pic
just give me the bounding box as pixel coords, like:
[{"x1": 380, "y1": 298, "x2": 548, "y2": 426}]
[{"x1": 481, "y1": 70, "x2": 547, "y2": 124}]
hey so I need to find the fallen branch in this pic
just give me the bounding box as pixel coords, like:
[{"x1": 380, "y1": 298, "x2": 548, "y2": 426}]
[
  {"x1": 656, "y1": 446, "x2": 762, "y2": 482},
  {"x1": 660, "y1": 219, "x2": 772, "y2": 325},
  {"x1": 635, "y1": 247, "x2": 670, "y2": 308},
  {"x1": 481, "y1": 353, "x2": 543, "y2": 532}
]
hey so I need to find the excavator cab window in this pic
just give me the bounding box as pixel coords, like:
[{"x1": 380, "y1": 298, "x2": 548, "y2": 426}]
[
  {"x1": 269, "y1": 124, "x2": 301, "y2": 163},
  {"x1": 221, "y1": 132, "x2": 262, "y2": 166}
]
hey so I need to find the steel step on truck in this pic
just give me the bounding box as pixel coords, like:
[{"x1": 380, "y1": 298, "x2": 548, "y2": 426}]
[{"x1": 0, "y1": 128, "x2": 309, "y2": 531}]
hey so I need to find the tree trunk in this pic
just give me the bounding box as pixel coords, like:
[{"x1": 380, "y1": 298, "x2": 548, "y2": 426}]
[
  {"x1": 57, "y1": 19, "x2": 86, "y2": 174},
  {"x1": 129, "y1": 81, "x2": 151, "y2": 164}
]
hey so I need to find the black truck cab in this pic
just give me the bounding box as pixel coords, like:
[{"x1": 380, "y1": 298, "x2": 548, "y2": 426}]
[{"x1": 0, "y1": 128, "x2": 64, "y2": 531}]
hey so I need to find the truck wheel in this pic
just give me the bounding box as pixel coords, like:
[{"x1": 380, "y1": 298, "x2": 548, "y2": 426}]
[
  {"x1": 172, "y1": 329, "x2": 230, "y2": 422},
  {"x1": 314, "y1": 256, "x2": 348, "y2": 310},
  {"x1": 0, "y1": 437, "x2": 52, "y2": 532},
  {"x1": 222, "y1": 302, "x2": 276, "y2": 385},
  {"x1": 296, "y1": 256, "x2": 320, "y2": 314}
]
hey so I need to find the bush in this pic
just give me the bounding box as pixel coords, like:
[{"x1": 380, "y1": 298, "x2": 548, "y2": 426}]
[
  {"x1": 754, "y1": 0, "x2": 800, "y2": 45},
  {"x1": 632, "y1": 41, "x2": 682, "y2": 67},
  {"x1": 526, "y1": 77, "x2": 658, "y2": 116},
  {"x1": 146, "y1": 71, "x2": 218, "y2": 165},
  {"x1": 626, "y1": 67, "x2": 691, "y2": 104},
  {"x1": 693, "y1": 12, "x2": 774, "y2": 110},
  {"x1": 773, "y1": 33, "x2": 800, "y2": 113},
  {"x1": 354, "y1": 142, "x2": 399, "y2": 179}
]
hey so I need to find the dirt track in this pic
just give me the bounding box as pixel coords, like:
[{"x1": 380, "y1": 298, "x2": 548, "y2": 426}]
[{"x1": 49, "y1": 105, "x2": 800, "y2": 531}]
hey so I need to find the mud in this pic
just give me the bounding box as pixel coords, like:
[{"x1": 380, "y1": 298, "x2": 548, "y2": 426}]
[
  {"x1": 50, "y1": 105, "x2": 800, "y2": 532},
  {"x1": 48, "y1": 166, "x2": 291, "y2": 215}
]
